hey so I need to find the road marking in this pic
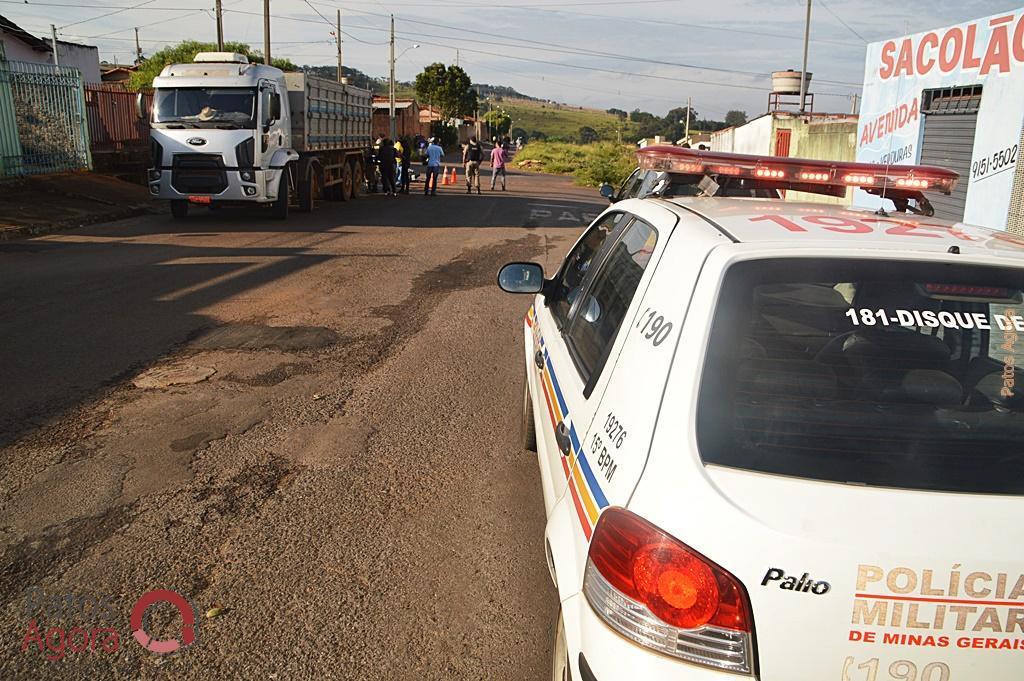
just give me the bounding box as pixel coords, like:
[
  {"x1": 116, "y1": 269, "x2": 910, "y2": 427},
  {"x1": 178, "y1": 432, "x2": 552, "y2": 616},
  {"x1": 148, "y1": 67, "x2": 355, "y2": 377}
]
[{"x1": 526, "y1": 203, "x2": 599, "y2": 224}]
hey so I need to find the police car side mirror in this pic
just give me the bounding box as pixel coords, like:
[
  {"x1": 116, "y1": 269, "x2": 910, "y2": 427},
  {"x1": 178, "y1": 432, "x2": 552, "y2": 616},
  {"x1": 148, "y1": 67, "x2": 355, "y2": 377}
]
[
  {"x1": 599, "y1": 183, "x2": 616, "y2": 202},
  {"x1": 498, "y1": 262, "x2": 544, "y2": 294}
]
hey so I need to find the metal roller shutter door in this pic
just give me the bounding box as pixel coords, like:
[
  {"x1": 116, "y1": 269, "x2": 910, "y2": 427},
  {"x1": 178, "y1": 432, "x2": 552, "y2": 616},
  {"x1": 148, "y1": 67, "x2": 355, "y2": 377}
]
[{"x1": 918, "y1": 112, "x2": 976, "y2": 222}]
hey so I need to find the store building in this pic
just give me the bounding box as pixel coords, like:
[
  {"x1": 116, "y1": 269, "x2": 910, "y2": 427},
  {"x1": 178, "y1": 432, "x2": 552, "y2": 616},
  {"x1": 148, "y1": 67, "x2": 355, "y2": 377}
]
[{"x1": 855, "y1": 7, "x2": 1024, "y2": 231}]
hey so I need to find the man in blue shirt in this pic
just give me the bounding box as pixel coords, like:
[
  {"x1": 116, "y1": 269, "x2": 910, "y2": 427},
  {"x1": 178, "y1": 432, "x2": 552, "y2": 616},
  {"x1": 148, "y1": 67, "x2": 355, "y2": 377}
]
[{"x1": 424, "y1": 138, "x2": 444, "y2": 196}]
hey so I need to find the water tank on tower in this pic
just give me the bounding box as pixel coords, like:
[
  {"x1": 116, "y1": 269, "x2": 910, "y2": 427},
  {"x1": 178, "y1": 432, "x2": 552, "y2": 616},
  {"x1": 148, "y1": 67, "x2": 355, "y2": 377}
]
[{"x1": 769, "y1": 70, "x2": 813, "y2": 113}]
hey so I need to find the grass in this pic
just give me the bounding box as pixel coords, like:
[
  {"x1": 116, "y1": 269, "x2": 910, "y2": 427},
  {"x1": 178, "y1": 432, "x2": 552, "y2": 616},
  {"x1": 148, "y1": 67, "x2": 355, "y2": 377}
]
[
  {"x1": 498, "y1": 99, "x2": 637, "y2": 142},
  {"x1": 515, "y1": 141, "x2": 635, "y2": 187}
]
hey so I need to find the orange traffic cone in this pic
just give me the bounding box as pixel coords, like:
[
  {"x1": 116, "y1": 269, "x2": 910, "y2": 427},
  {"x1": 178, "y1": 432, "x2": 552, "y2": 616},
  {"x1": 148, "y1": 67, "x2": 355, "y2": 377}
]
[
  {"x1": 441, "y1": 168, "x2": 449, "y2": 185},
  {"x1": 451, "y1": 167, "x2": 458, "y2": 184}
]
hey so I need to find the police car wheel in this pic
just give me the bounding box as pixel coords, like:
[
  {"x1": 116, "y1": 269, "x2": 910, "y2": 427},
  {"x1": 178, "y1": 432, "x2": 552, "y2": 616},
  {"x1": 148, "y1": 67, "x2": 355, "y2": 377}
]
[
  {"x1": 551, "y1": 609, "x2": 570, "y2": 681},
  {"x1": 522, "y1": 373, "x2": 536, "y2": 452}
]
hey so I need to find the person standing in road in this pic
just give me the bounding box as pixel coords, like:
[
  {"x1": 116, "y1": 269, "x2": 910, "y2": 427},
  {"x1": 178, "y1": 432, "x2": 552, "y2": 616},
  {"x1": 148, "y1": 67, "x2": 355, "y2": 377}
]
[
  {"x1": 394, "y1": 137, "x2": 405, "y2": 189},
  {"x1": 489, "y1": 141, "x2": 508, "y2": 191},
  {"x1": 378, "y1": 138, "x2": 397, "y2": 196},
  {"x1": 424, "y1": 137, "x2": 444, "y2": 196},
  {"x1": 463, "y1": 136, "x2": 483, "y2": 194},
  {"x1": 399, "y1": 137, "x2": 412, "y2": 194}
]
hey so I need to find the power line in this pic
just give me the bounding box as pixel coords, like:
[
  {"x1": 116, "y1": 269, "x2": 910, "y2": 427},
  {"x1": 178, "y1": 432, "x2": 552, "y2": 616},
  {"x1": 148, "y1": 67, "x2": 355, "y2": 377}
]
[
  {"x1": 818, "y1": 0, "x2": 869, "y2": 42},
  {"x1": 0, "y1": 0, "x2": 202, "y2": 8},
  {"x1": 462, "y1": 56, "x2": 729, "y2": 115},
  {"x1": 58, "y1": 0, "x2": 157, "y2": 30},
  {"x1": 313, "y1": 2, "x2": 863, "y2": 87},
  {"x1": 474, "y1": 5, "x2": 864, "y2": 49},
  {"x1": 253, "y1": 10, "x2": 860, "y2": 95}
]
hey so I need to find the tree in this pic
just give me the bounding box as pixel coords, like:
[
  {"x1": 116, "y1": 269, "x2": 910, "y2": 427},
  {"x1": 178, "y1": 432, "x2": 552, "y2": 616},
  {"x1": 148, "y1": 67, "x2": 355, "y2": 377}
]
[
  {"x1": 414, "y1": 63, "x2": 477, "y2": 120},
  {"x1": 129, "y1": 40, "x2": 297, "y2": 89},
  {"x1": 725, "y1": 110, "x2": 748, "y2": 127},
  {"x1": 578, "y1": 126, "x2": 599, "y2": 144},
  {"x1": 607, "y1": 108, "x2": 627, "y2": 119},
  {"x1": 483, "y1": 109, "x2": 511, "y2": 135}
]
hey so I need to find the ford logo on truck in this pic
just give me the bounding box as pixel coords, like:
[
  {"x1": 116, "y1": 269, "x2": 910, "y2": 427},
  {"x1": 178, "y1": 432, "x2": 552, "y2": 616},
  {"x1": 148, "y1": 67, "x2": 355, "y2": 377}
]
[{"x1": 186, "y1": 137, "x2": 207, "y2": 146}]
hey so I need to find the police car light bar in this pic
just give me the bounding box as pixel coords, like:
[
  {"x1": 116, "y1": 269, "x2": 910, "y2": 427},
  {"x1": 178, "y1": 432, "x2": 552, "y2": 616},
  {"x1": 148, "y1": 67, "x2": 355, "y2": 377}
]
[{"x1": 637, "y1": 146, "x2": 959, "y2": 196}]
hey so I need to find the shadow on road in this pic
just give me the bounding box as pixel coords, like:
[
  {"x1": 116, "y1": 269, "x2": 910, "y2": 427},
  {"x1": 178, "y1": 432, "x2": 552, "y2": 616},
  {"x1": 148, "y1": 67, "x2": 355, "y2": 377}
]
[
  {"x1": 0, "y1": 238, "x2": 332, "y2": 448},
  {"x1": 0, "y1": 171, "x2": 601, "y2": 448}
]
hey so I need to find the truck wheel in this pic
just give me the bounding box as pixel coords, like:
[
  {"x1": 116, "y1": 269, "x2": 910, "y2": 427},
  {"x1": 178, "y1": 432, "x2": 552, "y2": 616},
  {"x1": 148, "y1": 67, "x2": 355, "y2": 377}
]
[
  {"x1": 170, "y1": 200, "x2": 188, "y2": 220},
  {"x1": 272, "y1": 168, "x2": 290, "y2": 220},
  {"x1": 339, "y1": 162, "x2": 352, "y2": 202},
  {"x1": 349, "y1": 160, "x2": 362, "y2": 200},
  {"x1": 298, "y1": 160, "x2": 317, "y2": 213}
]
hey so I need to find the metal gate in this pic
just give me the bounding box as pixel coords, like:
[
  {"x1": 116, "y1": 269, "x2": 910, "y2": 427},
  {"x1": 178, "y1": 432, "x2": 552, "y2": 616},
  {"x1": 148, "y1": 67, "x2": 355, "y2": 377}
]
[
  {"x1": 918, "y1": 86, "x2": 981, "y2": 222},
  {"x1": 0, "y1": 60, "x2": 91, "y2": 177}
]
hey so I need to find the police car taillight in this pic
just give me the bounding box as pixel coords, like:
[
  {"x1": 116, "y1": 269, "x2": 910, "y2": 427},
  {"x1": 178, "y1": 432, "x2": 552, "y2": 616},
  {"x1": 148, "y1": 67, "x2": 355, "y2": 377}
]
[
  {"x1": 638, "y1": 145, "x2": 959, "y2": 196},
  {"x1": 583, "y1": 508, "x2": 754, "y2": 674}
]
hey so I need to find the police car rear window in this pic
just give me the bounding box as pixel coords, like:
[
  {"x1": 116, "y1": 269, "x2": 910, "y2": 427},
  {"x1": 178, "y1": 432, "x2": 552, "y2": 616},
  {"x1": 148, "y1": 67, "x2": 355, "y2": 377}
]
[{"x1": 696, "y1": 258, "x2": 1024, "y2": 495}]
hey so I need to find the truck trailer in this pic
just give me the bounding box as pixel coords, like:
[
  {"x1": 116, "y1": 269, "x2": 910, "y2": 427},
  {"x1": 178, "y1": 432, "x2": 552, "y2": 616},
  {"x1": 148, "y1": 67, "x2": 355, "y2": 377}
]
[{"x1": 143, "y1": 52, "x2": 372, "y2": 219}]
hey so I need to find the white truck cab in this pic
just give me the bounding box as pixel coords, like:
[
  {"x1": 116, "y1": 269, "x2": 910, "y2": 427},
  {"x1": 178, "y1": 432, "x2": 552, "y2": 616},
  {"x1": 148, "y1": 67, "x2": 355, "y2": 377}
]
[
  {"x1": 500, "y1": 146, "x2": 1024, "y2": 681},
  {"x1": 145, "y1": 52, "x2": 371, "y2": 220}
]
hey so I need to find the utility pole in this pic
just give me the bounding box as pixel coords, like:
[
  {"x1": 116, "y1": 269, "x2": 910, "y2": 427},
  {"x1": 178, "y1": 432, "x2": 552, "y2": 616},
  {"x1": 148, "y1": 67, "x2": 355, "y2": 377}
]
[
  {"x1": 336, "y1": 9, "x2": 344, "y2": 83},
  {"x1": 134, "y1": 27, "x2": 142, "y2": 65},
  {"x1": 389, "y1": 14, "x2": 396, "y2": 139},
  {"x1": 50, "y1": 24, "x2": 59, "y2": 66},
  {"x1": 263, "y1": 0, "x2": 271, "y2": 65},
  {"x1": 456, "y1": 49, "x2": 459, "y2": 67},
  {"x1": 799, "y1": 0, "x2": 812, "y2": 114},
  {"x1": 850, "y1": 93, "x2": 859, "y2": 114},
  {"x1": 684, "y1": 96, "x2": 691, "y2": 144},
  {"x1": 215, "y1": 0, "x2": 224, "y2": 51}
]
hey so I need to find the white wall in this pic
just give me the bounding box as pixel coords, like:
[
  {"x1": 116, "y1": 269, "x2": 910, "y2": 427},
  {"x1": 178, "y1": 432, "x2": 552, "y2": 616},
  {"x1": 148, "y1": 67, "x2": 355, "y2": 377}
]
[
  {"x1": 57, "y1": 43, "x2": 100, "y2": 83},
  {"x1": 732, "y1": 114, "x2": 774, "y2": 155},
  {"x1": 0, "y1": 35, "x2": 101, "y2": 83},
  {"x1": 710, "y1": 126, "x2": 735, "y2": 152},
  {"x1": 0, "y1": 35, "x2": 45, "y2": 63}
]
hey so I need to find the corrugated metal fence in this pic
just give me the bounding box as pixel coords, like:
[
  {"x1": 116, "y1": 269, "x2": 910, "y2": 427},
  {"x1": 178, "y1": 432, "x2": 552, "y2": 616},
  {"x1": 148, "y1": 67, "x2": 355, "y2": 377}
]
[
  {"x1": 0, "y1": 60, "x2": 91, "y2": 177},
  {"x1": 85, "y1": 84, "x2": 152, "y2": 151}
]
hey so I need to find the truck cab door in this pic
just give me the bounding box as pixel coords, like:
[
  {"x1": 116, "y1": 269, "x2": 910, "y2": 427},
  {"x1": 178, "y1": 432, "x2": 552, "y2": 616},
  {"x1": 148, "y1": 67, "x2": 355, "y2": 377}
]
[{"x1": 260, "y1": 82, "x2": 285, "y2": 158}]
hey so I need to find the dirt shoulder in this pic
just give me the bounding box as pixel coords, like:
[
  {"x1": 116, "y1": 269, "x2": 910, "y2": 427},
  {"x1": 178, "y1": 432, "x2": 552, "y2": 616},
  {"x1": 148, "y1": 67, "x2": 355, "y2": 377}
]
[{"x1": 0, "y1": 174, "x2": 153, "y2": 240}]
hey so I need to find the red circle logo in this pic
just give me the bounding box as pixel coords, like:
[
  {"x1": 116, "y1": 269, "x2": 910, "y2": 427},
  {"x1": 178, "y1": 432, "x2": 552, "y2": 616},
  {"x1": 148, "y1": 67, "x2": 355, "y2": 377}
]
[{"x1": 130, "y1": 589, "x2": 196, "y2": 654}]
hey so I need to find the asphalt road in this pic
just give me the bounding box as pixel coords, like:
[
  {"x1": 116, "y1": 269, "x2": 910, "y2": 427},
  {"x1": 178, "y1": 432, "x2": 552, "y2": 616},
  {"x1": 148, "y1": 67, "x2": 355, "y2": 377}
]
[{"x1": 0, "y1": 168, "x2": 606, "y2": 679}]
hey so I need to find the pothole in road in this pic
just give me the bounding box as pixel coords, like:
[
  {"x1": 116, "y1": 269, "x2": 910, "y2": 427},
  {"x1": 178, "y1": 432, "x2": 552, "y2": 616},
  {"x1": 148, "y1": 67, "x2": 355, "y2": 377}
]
[
  {"x1": 133, "y1": 363, "x2": 217, "y2": 389},
  {"x1": 222, "y1": 361, "x2": 313, "y2": 387},
  {"x1": 190, "y1": 324, "x2": 340, "y2": 352}
]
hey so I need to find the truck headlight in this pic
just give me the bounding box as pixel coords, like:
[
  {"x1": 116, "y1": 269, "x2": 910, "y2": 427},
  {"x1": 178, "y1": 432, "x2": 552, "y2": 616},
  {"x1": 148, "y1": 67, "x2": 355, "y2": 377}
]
[
  {"x1": 243, "y1": 186, "x2": 257, "y2": 196},
  {"x1": 240, "y1": 170, "x2": 254, "y2": 182},
  {"x1": 149, "y1": 169, "x2": 161, "y2": 181}
]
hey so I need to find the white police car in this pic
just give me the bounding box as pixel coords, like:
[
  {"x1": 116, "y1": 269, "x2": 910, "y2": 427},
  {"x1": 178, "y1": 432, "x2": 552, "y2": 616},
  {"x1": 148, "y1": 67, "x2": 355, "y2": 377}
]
[{"x1": 499, "y1": 146, "x2": 1024, "y2": 680}]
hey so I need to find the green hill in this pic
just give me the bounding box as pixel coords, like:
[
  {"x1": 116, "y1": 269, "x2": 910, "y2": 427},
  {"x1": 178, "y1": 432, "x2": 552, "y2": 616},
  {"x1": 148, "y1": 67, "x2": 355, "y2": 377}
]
[{"x1": 498, "y1": 100, "x2": 638, "y2": 143}]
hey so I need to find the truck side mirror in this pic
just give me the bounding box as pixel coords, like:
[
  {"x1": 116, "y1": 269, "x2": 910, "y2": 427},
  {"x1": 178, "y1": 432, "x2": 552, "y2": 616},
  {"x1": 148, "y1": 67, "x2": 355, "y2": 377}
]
[
  {"x1": 135, "y1": 92, "x2": 145, "y2": 120},
  {"x1": 599, "y1": 183, "x2": 616, "y2": 203},
  {"x1": 269, "y1": 93, "x2": 281, "y2": 122}
]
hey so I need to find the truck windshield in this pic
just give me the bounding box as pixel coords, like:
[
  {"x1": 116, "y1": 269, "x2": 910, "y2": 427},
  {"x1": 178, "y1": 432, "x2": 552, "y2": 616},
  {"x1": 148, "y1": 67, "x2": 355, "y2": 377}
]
[
  {"x1": 153, "y1": 88, "x2": 256, "y2": 128},
  {"x1": 696, "y1": 258, "x2": 1024, "y2": 495}
]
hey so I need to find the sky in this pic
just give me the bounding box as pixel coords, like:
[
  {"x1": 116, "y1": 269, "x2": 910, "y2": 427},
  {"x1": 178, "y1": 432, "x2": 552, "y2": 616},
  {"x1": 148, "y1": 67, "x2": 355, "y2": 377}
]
[{"x1": 2, "y1": 0, "x2": 1019, "y2": 118}]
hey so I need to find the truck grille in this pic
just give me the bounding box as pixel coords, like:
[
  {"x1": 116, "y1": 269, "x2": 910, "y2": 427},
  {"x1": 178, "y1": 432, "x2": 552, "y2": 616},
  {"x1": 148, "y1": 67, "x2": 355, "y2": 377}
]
[{"x1": 171, "y1": 154, "x2": 228, "y2": 195}]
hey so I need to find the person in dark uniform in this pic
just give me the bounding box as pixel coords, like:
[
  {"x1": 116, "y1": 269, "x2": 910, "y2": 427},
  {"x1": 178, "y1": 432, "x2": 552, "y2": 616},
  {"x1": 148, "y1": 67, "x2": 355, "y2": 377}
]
[
  {"x1": 378, "y1": 138, "x2": 397, "y2": 196},
  {"x1": 399, "y1": 137, "x2": 412, "y2": 194}
]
